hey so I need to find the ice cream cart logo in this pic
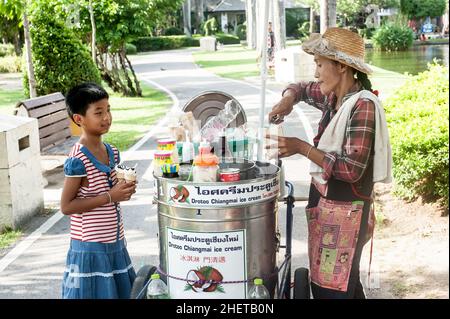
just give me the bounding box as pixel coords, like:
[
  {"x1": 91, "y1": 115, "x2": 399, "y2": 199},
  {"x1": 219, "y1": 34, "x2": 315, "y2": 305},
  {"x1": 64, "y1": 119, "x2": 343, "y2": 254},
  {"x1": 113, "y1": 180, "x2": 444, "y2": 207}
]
[
  {"x1": 194, "y1": 179, "x2": 279, "y2": 195},
  {"x1": 170, "y1": 185, "x2": 190, "y2": 203},
  {"x1": 185, "y1": 266, "x2": 225, "y2": 293}
]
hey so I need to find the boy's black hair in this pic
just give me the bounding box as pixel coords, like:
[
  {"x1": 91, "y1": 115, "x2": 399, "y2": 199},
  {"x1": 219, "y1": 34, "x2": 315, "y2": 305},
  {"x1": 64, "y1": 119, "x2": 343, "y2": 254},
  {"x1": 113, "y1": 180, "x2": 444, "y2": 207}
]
[{"x1": 65, "y1": 82, "x2": 109, "y2": 122}]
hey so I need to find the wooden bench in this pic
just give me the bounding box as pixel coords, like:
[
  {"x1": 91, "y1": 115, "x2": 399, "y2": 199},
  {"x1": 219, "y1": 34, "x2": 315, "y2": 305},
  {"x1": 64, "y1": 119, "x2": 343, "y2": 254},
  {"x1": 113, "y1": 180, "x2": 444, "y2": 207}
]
[{"x1": 14, "y1": 92, "x2": 73, "y2": 151}]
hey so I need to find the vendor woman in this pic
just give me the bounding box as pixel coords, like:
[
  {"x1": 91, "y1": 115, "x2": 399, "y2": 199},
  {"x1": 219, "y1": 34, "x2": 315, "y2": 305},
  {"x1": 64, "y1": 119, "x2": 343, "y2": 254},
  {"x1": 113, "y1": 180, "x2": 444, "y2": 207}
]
[{"x1": 268, "y1": 28, "x2": 392, "y2": 299}]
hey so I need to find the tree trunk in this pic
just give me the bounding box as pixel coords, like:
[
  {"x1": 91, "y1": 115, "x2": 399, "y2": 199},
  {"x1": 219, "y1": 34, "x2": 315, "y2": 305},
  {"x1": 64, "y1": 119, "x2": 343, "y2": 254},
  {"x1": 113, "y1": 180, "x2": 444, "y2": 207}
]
[
  {"x1": 108, "y1": 52, "x2": 130, "y2": 95},
  {"x1": 13, "y1": 33, "x2": 22, "y2": 56},
  {"x1": 125, "y1": 54, "x2": 142, "y2": 97},
  {"x1": 183, "y1": 0, "x2": 191, "y2": 37},
  {"x1": 118, "y1": 48, "x2": 136, "y2": 97},
  {"x1": 272, "y1": 0, "x2": 285, "y2": 51},
  {"x1": 320, "y1": 0, "x2": 336, "y2": 34},
  {"x1": 309, "y1": 7, "x2": 315, "y2": 33},
  {"x1": 255, "y1": 0, "x2": 263, "y2": 53},
  {"x1": 23, "y1": 9, "x2": 37, "y2": 98},
  {"x1": 245, "y1": 0, "x2": 257, "y2": 49},
  {"x1": 88, "y1": 0, "x2": 96, "y2": 64},
  {"x1": 97, "y1": 49, "x2": 118, "y2": 92},
  {"x1": 195, "y1": 0, "x2": 204, "y2": 34}
]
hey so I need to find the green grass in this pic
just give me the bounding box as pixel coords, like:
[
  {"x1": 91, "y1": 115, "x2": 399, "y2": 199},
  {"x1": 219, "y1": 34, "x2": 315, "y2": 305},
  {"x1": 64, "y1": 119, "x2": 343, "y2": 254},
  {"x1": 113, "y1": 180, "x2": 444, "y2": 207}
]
[
  {"x1": 103, "y1": 81, "x2": 171, "y2": 151},
  {"x1": 193, "y1": 46, "x2": 260, "y2": 79},
  {"x1": 0, "y1": 227, "x2": 22, "y2": 249},
  {"x1": 0, "y1": 88, "x2": 25, "y2": 115}
]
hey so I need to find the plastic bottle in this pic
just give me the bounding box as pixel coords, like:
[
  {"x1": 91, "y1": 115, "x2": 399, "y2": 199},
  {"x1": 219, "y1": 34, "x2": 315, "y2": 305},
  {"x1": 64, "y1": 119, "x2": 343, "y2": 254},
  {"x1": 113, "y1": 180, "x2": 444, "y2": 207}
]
[
  {"x1": 217, "y1": 129, "x2": 233, "y2": 161},
  {"x1": 182, "y1": 131, "x2": 194, "y2": 163},
  {"x1": 248, "y1": 278, "x2": 270, "y2": 299},
  {"x1": 146, "y1": 273, "x2": 170, "y2": 299},
  {"x1": 193, "y1": 142, "x2": 219, "y2": 182},
  {"x1": 264, "y1": 123, "x2": 284, "y2": 161},
  {"x1": 200, "y1": 100, "x2": 240, "y2": 143}
]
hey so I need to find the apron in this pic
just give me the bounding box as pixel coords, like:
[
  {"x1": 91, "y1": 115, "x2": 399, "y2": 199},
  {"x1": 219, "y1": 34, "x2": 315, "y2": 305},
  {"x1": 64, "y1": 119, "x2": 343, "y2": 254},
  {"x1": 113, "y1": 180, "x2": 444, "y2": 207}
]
[{"x1": 306, "y1": 106, "x2": 376, "y2": 294}]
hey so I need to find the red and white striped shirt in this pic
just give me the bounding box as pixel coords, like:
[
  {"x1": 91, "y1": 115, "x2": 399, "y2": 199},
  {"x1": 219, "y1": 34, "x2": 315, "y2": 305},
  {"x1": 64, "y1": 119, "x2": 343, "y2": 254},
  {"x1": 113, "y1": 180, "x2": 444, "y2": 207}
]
[{"x1": 65, "y1": 142, "x2": 124, "y2": 243}]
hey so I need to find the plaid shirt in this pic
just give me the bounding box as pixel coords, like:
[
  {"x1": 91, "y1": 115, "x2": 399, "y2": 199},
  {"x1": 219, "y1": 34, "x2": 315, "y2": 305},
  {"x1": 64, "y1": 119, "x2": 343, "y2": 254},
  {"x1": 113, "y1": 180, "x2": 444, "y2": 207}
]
[{"x1": 283, "y1": 81, "x2": 375, "y2": 184}]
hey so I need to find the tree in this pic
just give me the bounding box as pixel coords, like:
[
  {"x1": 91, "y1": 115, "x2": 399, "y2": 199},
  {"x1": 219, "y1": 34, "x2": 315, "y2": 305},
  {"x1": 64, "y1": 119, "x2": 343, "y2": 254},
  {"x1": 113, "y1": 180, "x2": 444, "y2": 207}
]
[
  {"x1": 337, "y1": 0, "x2": 399, "y2": 26},
  {"x1": 300, "y1": 0, "x2": 320, "y2": 33},
  {"x1": 75, "y1": 0, "x2": 184, "y2": 96},
  {"x1": 0, "y1": 0, "x2": 37, "y2": 97},
  {"x1": 88, "y1": 0, "x2": 96, "y2": 64},
  {"x1": 0, "y1": 10, "x2": 22, "y2": 55},
  {"x1": 183, "y1": 0, "x2": 191, "y2": 36},
  {"x1": 194, "y1": 0, "x2": 205, "y2": 34},
  {"x1": 400, "y1": 0, "x2": 446, "y2": 20},
  {"x1": 320, "y1": 0, "x2": 337, "y2": 33},
  {"x1": 245, "y1": 0, "x2": 257, "y2": 49},
  {"x1": 245, "y1": 0, "x2": 284, "y2": 52},
  {"x1": 24, "y1": 1, "x2": 101, "y2": 96},
  {"x1": 272, "y1": 0, "x2": 286, "y2": 50}
]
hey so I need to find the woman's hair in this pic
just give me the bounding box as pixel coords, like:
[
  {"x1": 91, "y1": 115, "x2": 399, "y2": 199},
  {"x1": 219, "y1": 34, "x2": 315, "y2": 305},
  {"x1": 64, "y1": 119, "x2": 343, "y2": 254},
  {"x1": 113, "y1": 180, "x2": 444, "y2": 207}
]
[
  {"x1": 332, "y1": 60, "x2": 373, "y2": 91},
  {"x1": 65, "y1": 82, "x2": 109, "y2": 121},
  {"x1": 355, "y1": 70, "x2": 373, "y2": 91}
]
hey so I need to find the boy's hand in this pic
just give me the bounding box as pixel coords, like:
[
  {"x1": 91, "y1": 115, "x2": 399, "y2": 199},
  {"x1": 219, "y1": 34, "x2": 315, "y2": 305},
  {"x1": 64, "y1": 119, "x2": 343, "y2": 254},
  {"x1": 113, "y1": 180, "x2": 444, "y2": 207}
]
[{"x1": 109, "y1": 181, "x2": 137, "y2": 202}]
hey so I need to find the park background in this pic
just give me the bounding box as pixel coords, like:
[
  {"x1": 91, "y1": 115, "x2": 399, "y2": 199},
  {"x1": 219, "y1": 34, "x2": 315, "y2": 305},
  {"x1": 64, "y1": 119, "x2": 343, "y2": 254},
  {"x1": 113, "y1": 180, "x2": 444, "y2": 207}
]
[{"x1": 0, "y1": 0, "x2": 448, "y2": 299}]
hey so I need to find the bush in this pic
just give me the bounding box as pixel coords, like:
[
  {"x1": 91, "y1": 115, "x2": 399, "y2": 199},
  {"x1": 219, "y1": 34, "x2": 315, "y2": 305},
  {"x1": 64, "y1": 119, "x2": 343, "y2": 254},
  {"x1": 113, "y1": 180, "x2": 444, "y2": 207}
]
[
  {"x1": 359, "y1": 27, "x2": 376, "y2": 39},
  {"x1": 372, "y1": 23, "x2": 414, "y2": 51},
  {"x1": 214, "y1": 33, "x2": 240, "y2": 45},
  {"x1": 236, "y1": 24, "x2": 246, "y2": 40},
  {"x1": 164, "y1": 27, "x2": 184, "y2": 36},
  {"x1": 24, "y1": 8, "x2": 101, "y2": 97},
  {"x1": 0, "y1": 44, "x2": 15, "y2": 57},
  {"x1": 125, "y1": 43, "x2": 137, "y2": 55},
  {"x1": 384, "y1": 63, "x2": 449, "y2": 209},
  {"x1": 204, "y1": 17, "x2": 218, "y2": 36},
  {"x1": 0, "y1": 56, "x2": 21, "y2": 73},
  {"x1": 132, "y1": 36, "x2": 200, "y2": 52},
  {"x1": 286, "y1": 8, "x2": 309, "y2": 37},
  {"x1": 298, "y1": 21, "x2": 310, "y2": 41}
]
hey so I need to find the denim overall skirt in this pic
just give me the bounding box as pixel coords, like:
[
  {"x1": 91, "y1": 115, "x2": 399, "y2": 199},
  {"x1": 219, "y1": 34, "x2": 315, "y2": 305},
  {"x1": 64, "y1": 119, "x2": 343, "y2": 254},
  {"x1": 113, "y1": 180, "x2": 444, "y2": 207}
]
[{"x1": 61, "y1": 143, "x2": 136, "y2": 299}]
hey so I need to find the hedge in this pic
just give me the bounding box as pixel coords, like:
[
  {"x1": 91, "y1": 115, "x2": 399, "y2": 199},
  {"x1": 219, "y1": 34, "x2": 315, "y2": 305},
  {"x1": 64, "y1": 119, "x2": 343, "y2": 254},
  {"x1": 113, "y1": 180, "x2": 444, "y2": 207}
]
[
  {"x1": 24, "y1": 6, "x2": 101, "y2": 97},
  {"x1": 214, "y1": 33, "x2": 240, "y2": 45},
  {"x1": 131, "y1": 34, "x2": 240, "y2": 52},
  {"x1": 0, "y1": 56, "x2": 21, "y2": 73},
  {"x1": 372, "y1": 23, "x2": 414, "y2": 51},
  {"x1": 384, "y1": 63, "x2": 449, "y2": 209},
  {"x1": 132, "y1": 36, "x2": 200, "y2": 52},
  {"x1": 0, "y1": 44, "x2": 15, "y2": 57}
]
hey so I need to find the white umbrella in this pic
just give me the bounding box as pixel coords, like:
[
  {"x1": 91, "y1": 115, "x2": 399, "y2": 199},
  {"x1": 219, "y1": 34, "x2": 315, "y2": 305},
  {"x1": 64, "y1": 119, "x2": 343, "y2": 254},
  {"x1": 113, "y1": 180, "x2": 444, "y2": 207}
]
[{"x1": 257, "y1": 0, "x2": 270, "y2": 161}]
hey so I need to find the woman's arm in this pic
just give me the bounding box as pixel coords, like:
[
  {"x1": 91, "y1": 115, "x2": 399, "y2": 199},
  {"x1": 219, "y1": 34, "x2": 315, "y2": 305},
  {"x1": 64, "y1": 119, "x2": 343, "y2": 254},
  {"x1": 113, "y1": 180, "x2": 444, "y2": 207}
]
[
  {"x1": 271, "y1": 99, "x2": 375, "y2": 184},
  {"x1": 269, "y1": 81, "x2": 332, "y2": 124},
  {"x1": 282, "y1": 81, "x2": 331, "y2": 111},
  {"x1": 273, "y1": 136, "x2": 325, "y2": 167}
]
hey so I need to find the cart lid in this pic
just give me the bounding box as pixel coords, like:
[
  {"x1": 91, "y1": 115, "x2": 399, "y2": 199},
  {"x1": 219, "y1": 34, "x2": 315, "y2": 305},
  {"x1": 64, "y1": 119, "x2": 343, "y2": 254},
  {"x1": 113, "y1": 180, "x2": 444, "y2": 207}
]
[{"x1": 182, "y1": 91, "x2": 247, "y2": 129}]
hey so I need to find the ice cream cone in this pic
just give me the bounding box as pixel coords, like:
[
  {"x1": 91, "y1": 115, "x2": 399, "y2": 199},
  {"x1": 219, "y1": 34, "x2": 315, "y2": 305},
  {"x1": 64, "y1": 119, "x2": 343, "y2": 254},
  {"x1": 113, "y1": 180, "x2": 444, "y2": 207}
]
[
  {"x1": 124, "y1": 167, "x2": 137, "y2": 183},
  {"x1": 116, "y1": 164, "x2": 125, "y2": 183}
]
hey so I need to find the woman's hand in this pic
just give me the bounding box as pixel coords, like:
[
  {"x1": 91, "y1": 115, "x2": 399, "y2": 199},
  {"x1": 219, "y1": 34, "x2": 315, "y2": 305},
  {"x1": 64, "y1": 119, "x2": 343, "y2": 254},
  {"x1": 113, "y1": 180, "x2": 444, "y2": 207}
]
[
  {"x1": 265, "y1": 135, "x2": 305, "y2": 158},
  {"x1": 268, "y1": 92, "x2": 295, "y2": 124},
  {"x1": 109, "y1": 181, "x2": 137, "y2": 202}
]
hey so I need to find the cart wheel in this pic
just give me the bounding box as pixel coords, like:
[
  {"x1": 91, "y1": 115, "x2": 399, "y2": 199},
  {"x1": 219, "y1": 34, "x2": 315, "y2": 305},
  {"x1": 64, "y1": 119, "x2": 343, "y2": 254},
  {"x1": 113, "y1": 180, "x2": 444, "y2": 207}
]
[
  {"x1": 293, "y1": 267, "x2": 310, "y2": 299},
  {"x1": 130, "y1": 264, "x2": 157, "y2": 299}
]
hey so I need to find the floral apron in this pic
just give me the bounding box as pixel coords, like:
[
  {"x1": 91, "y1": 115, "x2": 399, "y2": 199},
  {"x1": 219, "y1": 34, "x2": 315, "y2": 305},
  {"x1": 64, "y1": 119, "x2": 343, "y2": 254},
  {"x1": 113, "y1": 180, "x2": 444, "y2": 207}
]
[
  {"x1": 307, "y1": 197, "x2": 372, "y2": 292},
  {"x1": 306, "y1": 107, "x2": 376, "y2": 294}
]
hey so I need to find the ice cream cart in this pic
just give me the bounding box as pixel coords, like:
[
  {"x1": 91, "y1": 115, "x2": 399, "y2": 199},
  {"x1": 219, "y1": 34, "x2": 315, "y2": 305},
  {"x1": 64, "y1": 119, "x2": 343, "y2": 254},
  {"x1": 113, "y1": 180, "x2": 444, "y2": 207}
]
[{"x1": 130, "y1": 91, "x2": 310, "y2": 299}]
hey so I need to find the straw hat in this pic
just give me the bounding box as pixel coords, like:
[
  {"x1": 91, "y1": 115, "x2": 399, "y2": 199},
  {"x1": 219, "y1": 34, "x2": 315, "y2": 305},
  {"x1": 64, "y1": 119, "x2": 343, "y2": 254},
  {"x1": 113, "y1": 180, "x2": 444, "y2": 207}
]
[{"x1": 302, "y1": 27, "x2": 372, "y2": 74}]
